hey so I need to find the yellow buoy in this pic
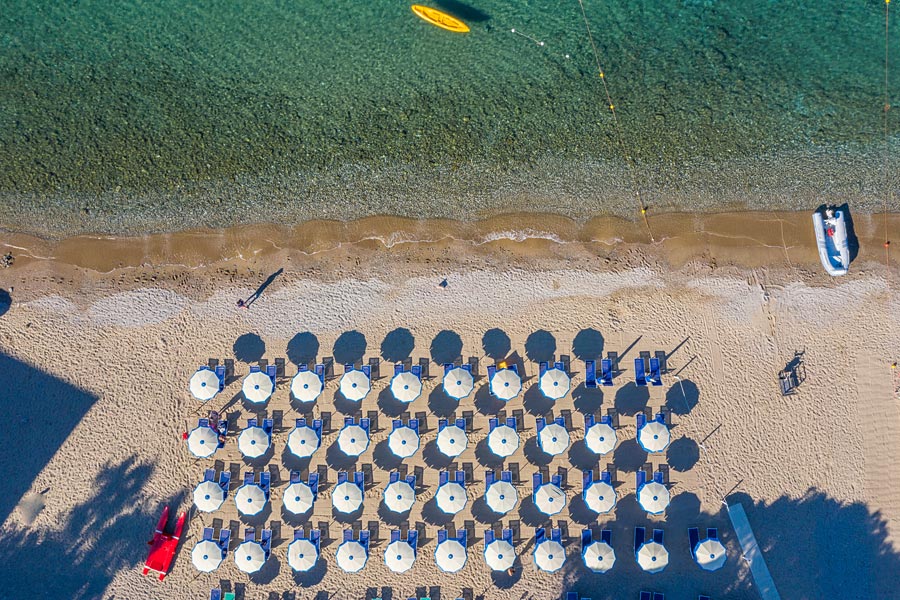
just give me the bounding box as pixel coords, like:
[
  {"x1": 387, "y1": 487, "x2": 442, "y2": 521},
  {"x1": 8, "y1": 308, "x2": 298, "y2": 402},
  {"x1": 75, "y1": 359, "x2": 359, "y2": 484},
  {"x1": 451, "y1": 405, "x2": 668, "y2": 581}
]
[{"x1": 411, "y1": 5, "x2": 470, "y2": 33}]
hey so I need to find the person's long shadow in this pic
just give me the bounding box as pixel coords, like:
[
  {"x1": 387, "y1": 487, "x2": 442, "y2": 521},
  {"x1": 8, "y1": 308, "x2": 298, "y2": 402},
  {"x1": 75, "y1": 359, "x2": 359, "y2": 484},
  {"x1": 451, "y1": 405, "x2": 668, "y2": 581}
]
[
  {"x1": 430, "y1": 330, "x2": 464, "y2": 365},
  {"x1": 246, "y1": 268, "x2": 283, "y2": 307}
]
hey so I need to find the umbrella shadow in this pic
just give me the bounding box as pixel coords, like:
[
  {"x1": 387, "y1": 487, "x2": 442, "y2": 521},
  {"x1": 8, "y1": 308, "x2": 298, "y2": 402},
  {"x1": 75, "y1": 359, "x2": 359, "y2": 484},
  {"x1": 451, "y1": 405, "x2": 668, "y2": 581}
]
[
  {"x1": 333, "y1": 390, "x2": 363, "y2": 416},
  {"x1": 474, "y1": 438, "x2": 506, "y2": 469},
  {"x1": 248, "y1": 554, "x2": 280, "y2": 585},
  {"x1": 474, "y1": 384, "x2": 505, "y2": 416},
  {"x1": 568, "y1": 494, "x2": 599, "y2": 525},
  {"x1": 572, "y1": 383, "x2": 604, "y2": 414},
  {"x1": 666, "y1": 490, "x2": 701, "y2": 523},
  {"x1": 524, "y1": 330, "x2": 556, "y2": 363},
  {"x1": 238, "y1": 503, "x2": 272, "y2": 527},
  {"x1": 430, "y1": 330, "x2": 463, "y2": 365},
  {"x1": 667, "y1": 436, "x2": 700, "y2": 472},
  {"x1": 377, "y1": 502, "x2": 410, "y2": 527},
  {"x1": 422, "y1": 497, "x2": 455, "y2": 526},
  {"x1": 522, "y1": 385, "x2": 555, "y2": 416},
  {"x1": 471, "y1": 496, "x2": 504, "y2": 524},
  {"x1": 523, "y1": 437, "x2": 553, "y2": 467},
  {"x1": 572, "y1": 328, "x2": 605, "y2": 361},
  {"x1": 482, "y1": 328, "x2": 511, "y2": 360},
  {"x1": 568, "y1": 440, "x2": 600, "y2": 471},
  {"x1": 241, "y1": 445, "x2": 274, "y2": 470},
  {"x1": 280, "y1": 504, "x2": 313, "y2": 528},
  {"x1": 234, "y1": 333, "x2": 265, "y2": 363},
  {"x1": 293, "y1": 558, "x2": 327, "y2": 587},
  {"x1": 666, "y1": 379, "x2": 700, "y2": 415},
  {"x1": 333, "y1": 504, "x2": 363, "y2": 524},
  {"x1": 381, "y1": 328, "x2": 415, "y2": 363},
  {"x1": 333, "y1": 331, "x2": 367, "y2": 365},
  {"x1": 422, "y1": 439, "x2": 454, "y2": 470},
  {"x1": 490, "y1": 554, "x2": 524, "y2": 588},
  {"x1": 373, "y1": 439, "x2": 404, "y2": 472},
  {"x1": 613, "y1": 439, "x2": 647, "y2": 473},
  {"x1": 614, "y1": 382, "x2": 649, "y2": 416},
  {"x1": 325, "y1": 442, "x2": 359, "y2": 471},
  {"x1": 427, "y1": 386, "x2": 459, "y2": 418},
  {"x1": 377, "y1": 387, "x2": 408, "y2": 418},
  {"x1": 518, "y1": 496, "x2": 551, "y2": 527},
  {"x1": 287, "y1": 332, "x2": 320, "y2": 366}
]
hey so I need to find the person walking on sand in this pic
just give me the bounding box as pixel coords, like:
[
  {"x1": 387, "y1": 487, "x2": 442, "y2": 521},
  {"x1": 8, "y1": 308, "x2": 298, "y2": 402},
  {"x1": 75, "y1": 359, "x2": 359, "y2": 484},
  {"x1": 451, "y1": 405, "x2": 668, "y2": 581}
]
[{"x1": 236, "y1": 299, "x2": 248, "y2": 310}]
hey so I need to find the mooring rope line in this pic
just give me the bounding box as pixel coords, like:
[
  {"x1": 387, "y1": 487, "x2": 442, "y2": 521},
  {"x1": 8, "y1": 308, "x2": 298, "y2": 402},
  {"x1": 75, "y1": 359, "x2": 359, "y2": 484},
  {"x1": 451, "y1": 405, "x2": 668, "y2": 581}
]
[{"x1": 574, "y1": 0, "x2": 654, "y2": 242}]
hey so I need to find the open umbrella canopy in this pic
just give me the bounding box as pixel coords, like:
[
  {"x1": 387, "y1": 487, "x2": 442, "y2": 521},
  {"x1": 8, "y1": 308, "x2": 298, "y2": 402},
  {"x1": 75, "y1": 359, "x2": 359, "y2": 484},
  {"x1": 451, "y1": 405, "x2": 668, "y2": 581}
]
[
  {"x1": 384, "y1": 539, "x2": 416, "y2": 573},
  {"x1": 585, "y1": 421, "x2": 617, "y2": 455},
  {"x1": 235, "y1": 540, "x2": 266, "y2": 573},
  {"x1": 485, "y1": 480, "x2": 518, "y2": 514},
  {"x1": 637, "y1": 541, "x2": 669, "y2": 573},
  {"x1": 534, "y1": 482, "x2": 566, "y2": 515},
  {"x1": 235, "y1": 484, "x2": 267, "y2": 516},
  {"x1": 490, "y1": 368, "x2": 522, "y2": 401},
  {"x1": 443, "y1": 367, "x2": 474, "y2": 399},
  {"x1": 339, "y1": 369, "x2": 370, "y2": 401},
  {"x1": 388, "y1": 425, "x2": 420, "y2": 458},
  {"x1": 583, "y1": 541, "x2": 616, "y2": 573},
  {"x1": 337, "y1": 424, "x2": 369, "y2": 456},
  {"x1": 537, "y1": 422, "x2": 570, "y2": 456},
  {"x1": 638, "y1": 420, "x2": 671, "y2": 453},
  {"x1": 436, "y1": 481, "x2": 467, "y2": 514},
  {"x1": 283, "y1": 481, "x2": 315, "y2": 515},
  {"x1": 291, "y1": 370, "x2": 323, "y2": 403},
  {"x1": 187, "y1": 425, "x2": 219, "y2": 458},
  {"x1": 583, "y1": 480, "x2": 616, "y2": 514},
  {"x1": 287, "y1": 424, "x2": 320, "y2": 458},
  {"x1": 390, "y1": 371, "x2": 422, "y2": 403},
  {"x1": 638, "y1": 481, "x2": 670, "y2": 515},
  {"x1": 538, "y1": 367, "x2": 570, "y2": 399},
  {"x1": 487, "y1": 425, "x2": 519, "y2": 458},
  {"x1": 238, "y1": 426, "x2": 270, "y2": 458},
  {"x1": 336, "y1": 540, "x2": 367, "y2": 573},
  {"x1": 383, "y1": 480, "x2": 416, "y2": 513},
  {"x1": 331, "y1": 481, "x2": 364, "y2": 514},
  {"x1": 242, "y1": 371, "x2": 274, "y2": 404},
  {"x1": 436, "y1": 424, "x2": 467, "y2": 457},
  {"x1": 191, "y1": 540, "x2": 223, "y2": 572},
  {"x1": 190, "y1": 368, "x2": 220, "y2": 401},
  {"x1": 435, "y1": 538, "x2": 466, "y2": 573},
  {"x1": 193, "y1": 480, "x2": 225, "y2": 512},
  {"x1": 533, "y1": 539, "x2": 565, "y2": 573},
  {"x1": 484, "y1": 538, "x2": 515, "y2": 571},
  {"x1": 695, "y1": 538, "x2": 727, "y2": 571},
  {"x1": 287, "y1": 538, "x2": 318, "y2": 572}
]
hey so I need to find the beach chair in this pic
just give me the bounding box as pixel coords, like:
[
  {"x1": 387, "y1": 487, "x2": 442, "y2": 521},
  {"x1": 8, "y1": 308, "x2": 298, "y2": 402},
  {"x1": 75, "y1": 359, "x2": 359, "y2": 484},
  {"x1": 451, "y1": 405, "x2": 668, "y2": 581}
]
[
  {"x1": 484, "y1": 528, "x2": 495, "y2": 546},
  {"x1": 359, "y1": 528, "x2": 370, "y2": 551},
  {"x1": 316, "y1": 465, "x2": 328, "y2": 489},
  {"x1": 634, "y1": 527, "x2": 646, "y2": 553},
  {"x1": 360, "y1": 417, "x2": 371, "y2": 435},
  {"x1": 218, "y1": 528, "x2": 231, "y2": 552},
  {"x1": 354, "y1": 471, "x2": 365, "y2": 492},
  {"x1": 486, "y1": 364, "x2": 497, "y2": 383},
  {"x1": 707, "y1": 528, "x2": 718, "y2": 540},
  {"x1": 405, "y1": 474, "x2": 417, "y2": 490},
  {"x1": 418, "y1": 358, "x2": 430, "y2": 379},
  {"x1": 508, "y1": 519, "x2": 520, "y2": 544},
  {"x1": 508, "y1": 462, "x2": 520, "y2": 485},
  {"x1": 640, "y1": 593, "x2": 652, "y2": 600},
  {"x1": 202, "y1": 527, "x2": 215, "y2": 542},
  {"x1": 314, "y1": 363, "x2": 326, "y2": 383},
  {"x1": 535, "y1": 527, "x2": 546, "y2": 545},
  {"x1": 581, "y1": 529, "x2": 592, "y2": 551},
  {"x1": 203, "y1": 468, "x2": 216, "y2": 483},
  {"x1": 259, "y1": 471, "x2": 271, "y2": 496},
  {"x1": 437, "y1": 528, "x2": 448, "y2": 544},
  {"x1": 539, "y1": 361, "x2": 549, "y2": 377},
  {"x1": 551, "y1": 473, "x2": 562, "y2": 488},
  {"x1": 414, "y1": 411, "x2": 428, "y2": 432},
  {"x1": 634, "y1": 357, "x2": 647, "y2": 386},
  {"x1": 464, "y1": 520, "x2": 475, "y2": 545},
  {"x1": 343, "y1": 529, "x2": 353, "y2": 544},
  {"x1": 242, "y1": 472, "x2": 254, "y2": 487},
  {"x1": 488, "y1": 417, "x2": 499, "y2": 432},
  {"x1": 310, "y1": 527, "x2": 321, "y2": 552},
  {"x1": 557, "y1": 466, "x2": 568, "y2": 489},
  {"x1": 584, "y1": 360, "x2": 597, "y2": 388},
  {"x1": 499, "y1": 470, "x2": 512, "y2": 487},
  {"x1": 535, "y1": 417, "x2": 546, "y2": 433},
  {"x1": 605, "y1": 408, "x2": 619, "y2": 429},
  {"x1": 260, "y1": 529, "x2": 272, "y2": 557},
  {"x1": 457, "y1": 527, "x2": 469, "y2": 547},
  {"x1": 652, "y1": 529, "x2": 664, "y2": 545},
  {"x1": 409, "y1": 418, "x2": 420, "y2": 435},
  {"x1": 636, "y1": 412, "x2": 647, "y2": 431},
  {"x1": 369, "y1": 357, "x2": 381, "y2": 380},
  {"x1": 390, "y1": 529, "x2": 402, "y2": 543},
  {"x1": 361, "y1": 464, "x2": 373, "y2": 489},
  {"x1": 600, "y1": 358, "x2": 613, "y2": 386},
  {"x1": 549, "y1": 526, "x2": 562, "y2": 545},
  {"x1": 322, "y1": 356, "x2": 334, "y2": 379},
  {"x1": 443, "y1": 363, "x2": 454, "y2": 375},
  {"x1": 275, "y1": 357, "x2": 285, "y2": 378},
  {"x1": 318, "y1": 521, "x2": 329, "y2": 544},
  {"x1": 601, "y1": 529, "x2": 611, "y2": 546},
  {"x1": 462, "y1": 462, "x2": 474, "y2": 484},
  {"x1": 462, "y1": 411, "x2": 474, "y2": 433},
  {"x1": 244, "y1": 527, "x2": 256, "y2": 542},
  {"x1": 262, "y1": 418, "x2": 273, "y2": 436},
  {"x1": 439, "y1": 470, "x2": 450, "y2": 487},
  {"x1": 532, "y1": 472, "x2": 543, "y2": 497},
  {"x1": 653, "y1": 594, "x2": 665, "y2": 600},
  {"x1": 320, "y1": 411, "x2": 331, "y2": 433},
  {"x1": 688, "y1": 528, "x2": 700, "y2": 558},
  {"x1": 294, "y1": 528, "x2": 305, "y2": 542},
  {"x1": 210, "y1": 590, "x2": 222, "y2": 600},
  {"x1": 484, "y1": 469, "x2": 496, "y2": 487},
  {"x1": 560, "y1": 355, "x2": 571, "y2": 373},
  {"x1": 411, "y1": 364, "x2": 422, "y2": 380},
  {"x1": 406, "y1": 528, "x2": 417, "y2": 552},
  {"x1": 367, "y1": 521, "x2": 379, "y2": 543},
  {"x1": 582, "y1": 470, "x2": 593, "y2": 497},
  {"x1": 467, "y1": 356, "x2": 479, "y2": 377},
  {"x1": 338, "y1": 471, "x2": 349, "y2": 485},
  {"x1": 250, "y1": 364, "x2": 261, "y2": 374},
  {"x1": 654, "y1": 350, "x2": 667, "y2": 373}
]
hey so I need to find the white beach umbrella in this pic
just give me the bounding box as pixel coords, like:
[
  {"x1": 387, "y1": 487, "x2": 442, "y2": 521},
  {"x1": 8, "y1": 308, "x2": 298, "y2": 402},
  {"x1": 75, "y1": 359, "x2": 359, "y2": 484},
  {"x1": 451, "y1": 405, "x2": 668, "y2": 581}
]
[
  {"x1": 190, "y1": 368, "x2": 220, "y2": 401},
  {"x1": 337, "y1": 424, "x2": 369, "y2": 456},
  {"x1": 443, "y1": 367, "x2": 474, "y2": 399},
  {"x1": 191, "y1": 540, "x2": 223, "y2": 572},
  {"x1": 490, "y1": 368, "x2": 522, "y2": 401},
  {"x1": 534, "y1": 482, "x2": 566, "y2": 516},
  {"x1": 637, "y1": 541, "x2": 669, "y2": 573},
  {"x1": 585, "y1": 422, "x2": 617, "y2": 455},
  {"x1": 187, "y1": 425, "x2": 219, "y2": 458},
  {"x1": 583, "y1": 480, "x2": 616, "y2": 514},
  {"x1": 695, "y1": 538, "x2": 727, "y2": 571},
  {"x1": 287, "y1": 538, "x2": 318, "y2": 572},
  {"x1": 537, "y1": 422, "x2": 570, "y2": 456},
  {"x1": 291, "y1": 370, "x2": 323, "y2": 403},
  {"x1": 435, "y1": 538, "x2": 467, "y2": 573},
  {"x1": 638, "y1": 481, "x2": 670, "y2": 515},
  {"x1": 534, "y1": 539, "x2": 565, "y2": 573},
  {"x1": 287, "y1": 424, "x2": 320, "y2": 458},
  {"x1": 283, "y1": 482, "x2": 315, "y2": 515},
  {"x1": 388, "y1": 425, "x2": 420, "y2": 458},
  {"x1": 234, "y1": 484, "x2": 267, "y2": 516},
  {"x1": 242, "y1": 371, "x2": 274, "y2": 404},
  {"x1": 436, "y1": 481, "x2": 467, "y2": 514},
  {"x1": 193, "y1": 480, "x2": 225, "y2": 512},
  {"x1": 238, "y1": 426, "x2": 270, "y2": 458},
  {"x1": 384, "y1": 539, "x2": 416, "y2": 573},
  {"x1": 539, "y1": 367, "x2": 570, "y2": 399},
  {"x1": 390, "y1": 371, "x2": 422, "y2": 403},
  {"x1": 436, "y1": 424, "x2": 467, "y2": 457},
  {"x1": 235, "y1": 540, "x2": 266, "y2": 573},
  {"x1": 485, "y1": 480, "x2": 518, "y2": 514},
  {"x1": 583, "y1": 541, "x2": 616, "y2": 573},
  {"x1": 638, "y1": 420, "x2": 671, "y2": 453},
  {"x1": 487, "y1": 425, "x2": 519, "y2": 458},
  {"x1": 336, "y1": 540, "x2": 368, "y2": 573},
  {"x1": 383, "y1": 480, "x2": 416, "y2": 513},
  {"x1": 331, "y1": 481, "x2": 364, "y2": 514},
  {"x1": 484, "y1": 538, "x2": 515, "y2": 571},
  {"x1": 339, "y1": 369, "x2": 370, "y2": 401}
]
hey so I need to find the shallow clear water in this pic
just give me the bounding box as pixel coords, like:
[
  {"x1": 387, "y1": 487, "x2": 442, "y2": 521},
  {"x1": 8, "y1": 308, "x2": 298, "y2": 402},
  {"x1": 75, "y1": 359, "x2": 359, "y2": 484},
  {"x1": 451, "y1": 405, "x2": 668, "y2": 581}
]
[{"x1": 0, "y1": 0, "x2": 897, "y2": 235}]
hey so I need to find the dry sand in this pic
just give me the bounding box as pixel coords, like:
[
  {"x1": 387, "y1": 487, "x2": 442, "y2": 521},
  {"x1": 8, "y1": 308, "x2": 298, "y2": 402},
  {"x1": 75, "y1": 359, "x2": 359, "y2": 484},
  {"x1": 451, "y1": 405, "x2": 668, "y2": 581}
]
[{"x1": 0, "y1": 212, "x2": 898, "y2": 600}]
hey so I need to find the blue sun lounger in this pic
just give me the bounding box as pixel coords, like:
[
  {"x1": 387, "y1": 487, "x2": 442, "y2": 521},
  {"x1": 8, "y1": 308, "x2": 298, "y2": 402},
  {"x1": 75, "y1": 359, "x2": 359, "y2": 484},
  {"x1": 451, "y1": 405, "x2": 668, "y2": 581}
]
[
  {"x1": 584, "y1": 360, "x2": 597, "y2": 388},
  {"x1": 652, "y1": 529, "x2": 664, "y2": 544},
  {"x1": 581, "y1": 529, "x2": 592, "y2": 550},
  {"x1": 634, "y1": 357, "x2": 647, "y2": 386},
  {"x1": 539, "y1": 362, "x2": 549, "y2": 377},
  {"x1": 600, "y1": 358, "x2": 613, "y2": 386},
  {"x1": 535, "y1": 527, "x2": 546, "y2": 545},
  {"x1": 217, "y1": 528, "x2": 230, "y2": 552},
  {"x1": 601, "y1": 529, "x2": 611, "y2": 545},
  {"x1": 634, "y1": 527, "x2": 645, "y2": 553},
  {"x1": 484, "y1": 529, "x2": 495, "y2": 545},
  {"x1": 688, "y1": 527, "x2": 700, "y2": 558},
  {"x1": 405, "y1": 529, "x2": 416, "y2": 552},
  {"x1": 359, "y1": 528, "x2": 370, "y2": 551},
  {"x1": 260, "y1": 529, "x2": 272, "y2": 557},
  {"x1": 649, "y1": 357, "x2": 662, "y2": 386}
]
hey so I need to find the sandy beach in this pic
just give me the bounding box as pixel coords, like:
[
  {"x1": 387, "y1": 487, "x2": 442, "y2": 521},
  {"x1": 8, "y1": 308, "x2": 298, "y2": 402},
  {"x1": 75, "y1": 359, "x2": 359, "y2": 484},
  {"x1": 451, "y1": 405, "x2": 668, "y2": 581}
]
[{"x1": 0, "y1": 211, "x2": 898, "y2": 600}]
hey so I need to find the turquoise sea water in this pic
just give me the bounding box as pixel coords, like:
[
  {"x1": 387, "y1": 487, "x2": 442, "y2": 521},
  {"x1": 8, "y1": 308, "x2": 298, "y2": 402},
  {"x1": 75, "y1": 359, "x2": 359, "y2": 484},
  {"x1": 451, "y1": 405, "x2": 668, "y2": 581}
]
[{"x1": 1, "y1": 0, "x2": 898, "y2": 235}]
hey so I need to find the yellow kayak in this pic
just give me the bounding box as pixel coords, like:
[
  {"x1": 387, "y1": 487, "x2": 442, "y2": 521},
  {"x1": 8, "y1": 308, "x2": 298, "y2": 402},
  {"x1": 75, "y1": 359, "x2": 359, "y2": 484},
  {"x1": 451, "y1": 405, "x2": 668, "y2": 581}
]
[{"x1": 411, "y1": 5, "x2": 470, "y2": 33}]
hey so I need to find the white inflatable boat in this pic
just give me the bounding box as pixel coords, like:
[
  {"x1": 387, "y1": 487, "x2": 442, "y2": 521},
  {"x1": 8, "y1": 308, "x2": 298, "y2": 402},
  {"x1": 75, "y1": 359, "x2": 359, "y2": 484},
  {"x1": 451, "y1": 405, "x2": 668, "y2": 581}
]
[{"x1": 812, "y1": 207, "x2": 850, "y2": 276}]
